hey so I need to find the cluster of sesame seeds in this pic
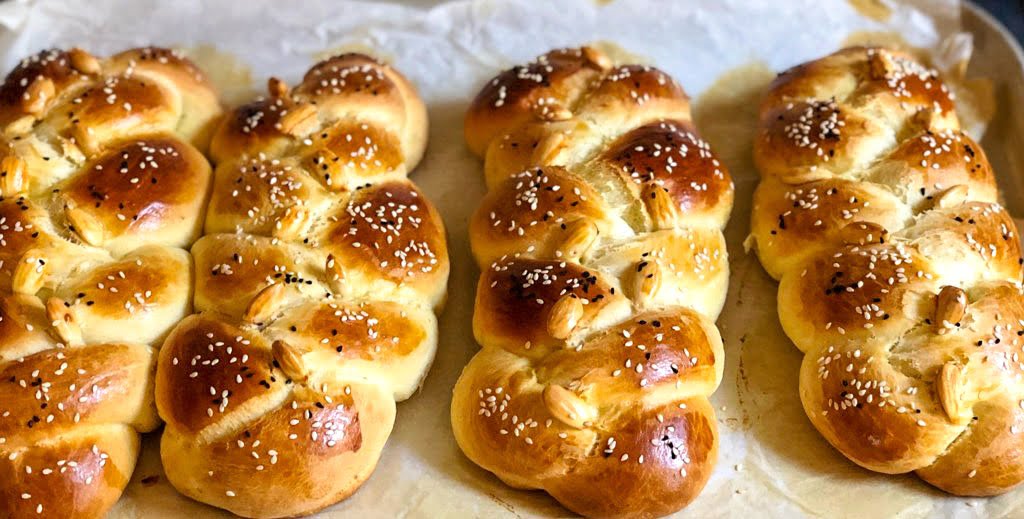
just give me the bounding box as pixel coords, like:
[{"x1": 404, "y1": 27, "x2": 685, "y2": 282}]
[
  {"x1": 647, "y1": 420, "x2": 692, "y2": 473},
  {"x1": 7, "y1": 444, "x2": 109, "y2": 515},
  {"x1": 608, "y1": 121, "x2": 727, "y2": 212},
  {"x1": 782, "y1": 98, "x2": 844, "y2": 160},
  {"x1": 770, "y1": 186, "x2": 874, "y2": 243},
  {"x1": 532, "y1": 96, "x2": 566, "y2": 119},
  {"x1": 81, "y1": 261, "x2": 154, "y2": 314},
  {"x1": 777, "y1": 186, "x2": 834, "y2": 235},
  {"x1": 3, "y1": 351, "x2": 96, "y2": 433},
  {"x1": 169, "y1": 330, "x2": 262, "y2": 419},
  {"x1": 823, "y1": 243, "x2": 916, "y2": 302},
  {"x1": 348, "y1": 189, "x2": 421, "y2": 235},
  {"x1": 264, "y1": 262, "x2": 316, "y2": 288},
  {"x1": 489, "y1": 168, "x2": 587, "y2": 238},
  {"x1": 140, "y1": 48, "x2": 185, "y2": 64},
  {"x1": 240, "y1": 101, "x2": 272, "y2": 134},
  {"x1": 77, "y1": 141, "x2": 182, "y2": 225},
  {"x1": 343, "y1": 187, "x2": 438, "y2": 276},
  {"x1": 98, "y1": 76, "x2": 135, "y2": 112},
  {"x1": 514, "y1": 56, "x2": 553, "y2": 84},
  {"x1": 610, "y1": 319, "x2": 696, "y2": 389},
  {"x1": 219, "y1": 397, "x2": 352, "y2": 483},
  {"x1": 488, "y1": 49, "x2": 584, "y2": 108},
  {"x1": 603, "y1": 417, "x2": 689, "y2": 470},
  {"x1": 518, "y1": 52, "x2": 559, "y2": 82},
  {"x1": 210, "y1": 262, "x2": 234, "y2": 276},
  {"x1": 604, "y1": 65, "x2": 669, "y2": 105},
  {"x1": 867, "y1": 48, "x2": 952, "y2": 105},
  {"x1": 662, "y1": 240, "x2": 719, "y2": 281},
  {"x1": 492, "y1": 84, "x2": 508, "y2": 108},
  {"x1": 983, "y1": 317, "x2": 1024, "y2": 372},
  {"x1": 814, "y1": 346, "x2": 930, "y2": 419},
  {"x1": 476, "y1": 385, "x2": 547, "y2": 445},
  {"x1": 305, "y1": 62, "x2": 387, "y2": 97},
  {"x1": 16, "y1": 49, "x2": 70, "y2": 72},
  {"x1": 240, "y1": 97, "x2": 297, "y2": 135},
  {"x1": 283, "y1": 302, "x2": 402, "y2": 355},
  {"x1": 957, "y1": 204, "x2": 1011, "y2": 261},
  {"x1": 491, "y1": 260, "x2": 607, "y2": 307},
  {"x1": 916, "y1": 130, "x2": 965, "y2": 171},
  {"x1": 8, "y1": 49, "x2": 78, "y2": 103},
  {"x1": 230, "y1": 156, "x2": 305, "y2": 225},
  {"x1": 310, "y1": 123, "x2": 394, "y2": 181},
  {"x1": 289, "y1": 396, "x2": 350, "y2": 448}
]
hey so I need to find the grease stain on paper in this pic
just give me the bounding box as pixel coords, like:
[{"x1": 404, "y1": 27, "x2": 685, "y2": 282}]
[
  {"x1": 847, "y1": 0, "x2": 892, "y2": 22},
  {"x1": 588, "y1": 40, "x2": 651, "y2": 66},
  {"x1": 693, "y1": 61, "x2": 774, "y2": 186},
  {"x1": 694, "y1": 61, "x2": 776, "y2": 436},
  {"x1": 842, "y1": 30, "x2": 920, "y2": 54},
  {"x1": 178, "y1": 44, "x2": 256, "y2": 108}
]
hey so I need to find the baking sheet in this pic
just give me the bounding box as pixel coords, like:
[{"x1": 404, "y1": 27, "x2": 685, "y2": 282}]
[{"x1": 0, "y1": 0, "x2": 1021, "y2": 517}]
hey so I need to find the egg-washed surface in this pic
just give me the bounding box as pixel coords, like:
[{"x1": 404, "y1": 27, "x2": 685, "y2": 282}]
[
  {"x1": 454, "y1": 46, "x2": 734, "y2": 518},
  {"x1": 154, "y1": 54, "x2": 448, "y2": 518},
  {"x1": 0, "y1": 47, "x2": 222, "y2": 518},
  {"x1": 749, "y1": 46, "x2": 1024, "y2": 496}
]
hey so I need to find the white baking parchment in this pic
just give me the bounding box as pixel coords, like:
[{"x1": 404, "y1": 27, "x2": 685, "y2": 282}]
[{"x1": 0, "y1": 0, "x2": 1021, "y2": 517}]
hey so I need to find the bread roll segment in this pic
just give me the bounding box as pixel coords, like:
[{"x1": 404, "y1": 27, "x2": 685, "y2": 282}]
[
  {"x1": 154, "y1": 54, "x2": 448, "y2": 518},
  {"x1": 750, "y1": 46, "x2": 1024, "y2": 495},
  {"x1": 454, "y1": 47, "x2": 733, "y2": 518},
  {"x1": 0, "y1": 47, "x2": 221, "y2": 518}
]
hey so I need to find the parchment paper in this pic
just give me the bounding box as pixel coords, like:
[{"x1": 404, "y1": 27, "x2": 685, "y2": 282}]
[{"x1": 0, "y1": 0, "x2": 1020, "y2": 517}]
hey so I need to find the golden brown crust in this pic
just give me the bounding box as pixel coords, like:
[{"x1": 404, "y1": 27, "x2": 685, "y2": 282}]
[
  {"x1": 455, "y1": 47, "x2": 730, "y2": 518},
  {"x1": 751, "y1": 46, "x2": 1024, "y2": 495},
  {"x1": 547, "y1": 398, "x2": 718, "y2": 519},
  {"x1": 0, "y1": 49, "x2": 90, "y2": 126},
  {"x1": 469, "y1": 167, "x2": 614, "y2": 266},
  {"x1": 0, "y1": 46, "x2": 220, "y2": 518},
  {"x1": 157, "y1": 315, "x2": 283, "y2": 434},
  {"x1": 211, "y1": 53, "x2": 427, "y2": 172},
  {"x1": 319, "y1": 181, "x2": 448, "y2": 295},
  {"x1": 156, "y1": 54, "x2": 446, "y2": 518},
  {"x1": 474, "y1": 259, "x2": 628, "y2": 358},
  {"x1": 597, "y1": 119, "x2": 733, "y2": 228},
  {"x1": 465, "y1": 48, "x2": 604, "y2": 156},
  {"x1": 0, "y1": 425, "x2": 140, "y2": 519},
  {"x1": 0, "y1": 343, "x2": 157, "y2": 445},
  {"x1": 59, "y1": 137, "x2": 212, "y2": 252},
  {"x1": 160, "y1": 382, "x2": 394, "y2": 518}
]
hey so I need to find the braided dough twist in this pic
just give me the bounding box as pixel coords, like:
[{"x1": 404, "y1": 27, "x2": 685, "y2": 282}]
[
  {"x1": 0, "y1": 47, "x2": 221, "y2": 518},
  {"x1": 453, "y1": 47, "x2": 734, "y2": 518},
  {"x1": 750, "y1": 47, "x2": 1024, "y2": 495},
  {"x1": 154, "y1": 54, "x2": 448, "y2": 517}
]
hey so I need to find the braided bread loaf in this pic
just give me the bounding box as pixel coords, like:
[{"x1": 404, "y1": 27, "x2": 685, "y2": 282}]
[
  {"x1": 0, "y1": 47, "x2": 221, "y2": 518},
  {"x1": 154, "y1": 54, "x2": 447, "y2": 517},
  {"x1": 749, "y1": 47, "x2": 1024, "y2": 495},
  {"x1": 453, "y1": 47, "x2": 733, "y2": 518}
]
